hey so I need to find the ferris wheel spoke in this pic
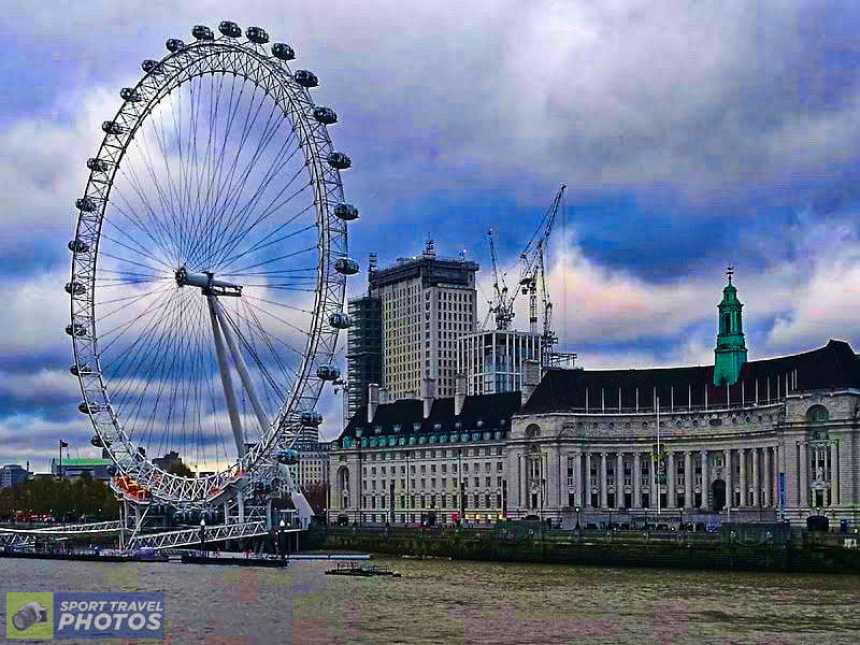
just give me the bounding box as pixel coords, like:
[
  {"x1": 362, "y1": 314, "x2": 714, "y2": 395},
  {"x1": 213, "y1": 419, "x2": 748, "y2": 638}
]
[
  {"x1": 197, "y1": 116, "x2": 302, "y2": 268},
  {"x1": 96, "y1": 285, "x2": 174, "y2": 322},
  {"x1": 209, "y1": 175, "x2": 312, "y2": 271},
  {"x1": 237, "y1": 297, "x2": 312, "y2": 352},
  {"x1": 99, "y1": 229, "x2": 174, "y2": 271},
  {"x1": 217, "y1": 203, "x2": 315, "y2": 270},
  {"x1": 237, "y1": 299, "x2": 298, "y2": 396},
  {"x1": 192, "y1": 115, "x2": 300, "y2": 270},
  {"x1": 131, "y1": 294, "x2": 190, "y2": 451},
  {"x1": 97, "y1": 291, "x2": 178, "y2": 353},
  {"x1": 111, "y1": 292, "x2": 186, "y2": 437},
  {"x1": 107, "y1": 293, "x2": 183, "y2": 410},
  {"x1": 185, "y1": 75, "x2": 251, "y2": 262},
  {"x1": 110, "y1": 181, "x2": 179, "y2": 262}
]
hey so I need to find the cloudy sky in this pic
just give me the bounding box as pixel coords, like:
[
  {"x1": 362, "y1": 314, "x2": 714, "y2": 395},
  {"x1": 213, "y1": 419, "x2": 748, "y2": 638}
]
[{"x1": 2, "y1": 1, "x2": 860, "y2": 471}]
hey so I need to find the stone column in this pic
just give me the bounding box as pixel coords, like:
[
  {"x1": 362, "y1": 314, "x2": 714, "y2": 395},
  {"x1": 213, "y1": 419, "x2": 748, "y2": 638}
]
[
  {"x1": 650, "y1": 451, "x2": 658, "y2": 509},
  {"x1": 616, "y1": 452, "x2": 624, "y2": 509},
  {"x1": 830, "y1": 441, "x2": 839, "y2": 507},
  {"x1": 763, "y1": 447, "x2": 772, "y2": 507},
  {"x1": 667, "y1": 452, "x2": 676, "y2": 509},
  {"x1": 772, "y1": 445, "x2": 780, "y2": 509},
  {"x1": 700, "y1": 449, "x2": 709, "y2": 510},
  {"x1": 600, "y1": 452, "x2": 608, "y2": 509},
  {"x1": 574, "y1": 451, "x2": 583, "y2": 508},
  {"x1": 724, "y1": 448, "x2": 732, "y2": 510},
  {"x1": 633, "y1": 452, "x2": 642, "y2": 508},
  {"x1": 684, "y1": 451, "x2": 693, "y2": 509},
  {"x1": 585, "y1": 452, "x2": 592, "y2": 508},
  {"x1": 738, "y1": 448, "x2": 747, "y2": 507},
  {"x1": 799, "y1": 443, "x2": 808, "y2": 509},
  {"x1": 752, "y1": 448, "x2": 760, "y2": 507}
]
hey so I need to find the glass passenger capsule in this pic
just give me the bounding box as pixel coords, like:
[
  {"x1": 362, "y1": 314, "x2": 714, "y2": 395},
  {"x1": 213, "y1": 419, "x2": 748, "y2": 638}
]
[
  {"x1": 79, "y1": 401, "x2": 101, "y2": 414},
  {"x1": 68, "y1": 239, "x2": 90, "y2": 253},
  {"x1": 327, "y1": 152, "x2": 351, "y2": 170},
  {"x1": 86, "y1": 158, "x2": 109, "y2": 172},
  {"x1": 316, "y1": 365, "x2": 341, "y2": 381},
  {"x1": 328, "y1": 312, "x2": 352, "y2": 329},
  {"x1": 192, "y1": 25, "x2": 214, "y2": 40},
  {"x1": 69, "y1": 364, "x2": 92, "y2": 376},
  {"x1": 293, "y1": 70, "x2": 318, "y2": 88},
  {"x1": 141, "y1": 59, "x2": 163, "y2": 74},
  {"x1": 65, "y1": 281, "x2": 86, "y2": 295},
  {"x1": 66, "y1": 323, "x2": 87, "y2": 337},
  {"x1": 334, "y1": 257, "x2": 359, "y2": 275},
  {"x1": 246, "y1": 26, "x2": 269, "y2": 44},
  {"x1": 166, "y1": 38, "x2": 185, "y2": 52},
  {"x1": 219, "y1": 21, "x2": 242, "y2": 38},
  {"x1": 271, "y1": 43, "x2": 295, "y2": 60},
  {"x1": 313, "y1": 106, "x2": 337, "y2": 124},
  {"x1": 120, "y1": 88, "x2": 142, "y2": 102},
  {"x1": 333, "y1": 203, "x2": 359, "y2": 221},
  {"x1": 101, "y1": 121, "x2": 125, "y2": 135},
  {"x1": 76, "y1": 197, "x2": 97, "y2": 212}
]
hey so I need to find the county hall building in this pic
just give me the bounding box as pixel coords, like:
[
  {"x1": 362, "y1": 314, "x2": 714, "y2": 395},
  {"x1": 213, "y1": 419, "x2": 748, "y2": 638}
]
[{"x1": 328, "y1": 274, "x2": 860, "y2": 529}]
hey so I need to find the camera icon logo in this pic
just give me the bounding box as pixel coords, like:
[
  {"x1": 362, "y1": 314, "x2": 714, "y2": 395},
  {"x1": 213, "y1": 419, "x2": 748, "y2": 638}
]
[{"x1": 6, "y1": 593, "x2": 54, "y2": 640}]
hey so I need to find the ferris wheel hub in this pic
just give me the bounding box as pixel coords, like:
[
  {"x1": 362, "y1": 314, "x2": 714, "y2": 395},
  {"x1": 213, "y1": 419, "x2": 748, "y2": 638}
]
[{"x1": 175, "y1": 267, "x2": 242, "y2": 297}]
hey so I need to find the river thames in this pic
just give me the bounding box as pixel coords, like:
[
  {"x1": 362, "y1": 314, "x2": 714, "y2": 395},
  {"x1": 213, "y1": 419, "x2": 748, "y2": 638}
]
[{"x1": 2, "y1": 557, "x2": 859, "y2": 644}]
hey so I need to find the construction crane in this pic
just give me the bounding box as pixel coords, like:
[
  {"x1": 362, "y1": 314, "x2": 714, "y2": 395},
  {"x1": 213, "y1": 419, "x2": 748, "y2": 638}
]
[
  {"x1": 486, "y1": 227, "x2": 514, "y2": 330},
  {"x1": 518, "y1": 185, "x2": 565, "y2": 365},
  {"x1": 485, "y1": 184, "x2": 575, "y2": 367}
]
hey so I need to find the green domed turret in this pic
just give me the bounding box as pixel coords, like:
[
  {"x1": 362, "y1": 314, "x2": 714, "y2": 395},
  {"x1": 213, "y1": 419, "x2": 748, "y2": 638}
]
[{"x1": 713, "y1": 267, "x2": 747, "y2": 386}]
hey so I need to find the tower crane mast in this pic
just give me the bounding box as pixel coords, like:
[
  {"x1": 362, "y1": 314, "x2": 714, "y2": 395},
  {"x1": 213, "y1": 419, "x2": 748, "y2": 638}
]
[{"x1": 484, "y1": 184, "x2": 575, "y2": 367}]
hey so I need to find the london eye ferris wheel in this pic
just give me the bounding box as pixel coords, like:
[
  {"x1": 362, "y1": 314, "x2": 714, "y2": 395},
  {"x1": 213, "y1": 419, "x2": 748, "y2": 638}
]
[{"x1": 66, "y1": 21, "x2": 359, "y2": 512}]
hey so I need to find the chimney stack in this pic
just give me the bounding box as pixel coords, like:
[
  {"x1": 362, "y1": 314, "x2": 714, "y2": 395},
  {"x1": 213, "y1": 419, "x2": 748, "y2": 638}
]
[
  {"x1": 421, "y1": 375, "x2": 436, "y2": 419},
  {"x1": 367, "y1": 383, "x2": 379, "y2": 424},
  {"x1": 455, "y1": 372, "x2": 467, "y2": 417},
  {"x1": 521, "y1": 359, "x2": 541, "y2": 407}
]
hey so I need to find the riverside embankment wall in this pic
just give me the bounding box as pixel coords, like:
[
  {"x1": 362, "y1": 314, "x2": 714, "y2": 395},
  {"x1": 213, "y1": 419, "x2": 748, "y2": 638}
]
[{"x1": 322, "y1": 527, "x2": 860, "y2": 574}]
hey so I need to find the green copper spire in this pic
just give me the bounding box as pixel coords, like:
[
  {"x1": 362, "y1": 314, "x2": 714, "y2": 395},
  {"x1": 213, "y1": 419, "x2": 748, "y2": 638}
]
[{"x1": 713, "y1": 266, "x2": 747, "y2": 386}]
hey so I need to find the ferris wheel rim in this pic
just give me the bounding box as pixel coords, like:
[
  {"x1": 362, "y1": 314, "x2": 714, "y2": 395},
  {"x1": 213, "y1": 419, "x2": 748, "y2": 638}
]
[{"x1": 67, "y1": 26, "x2": 351, "y2": 506}]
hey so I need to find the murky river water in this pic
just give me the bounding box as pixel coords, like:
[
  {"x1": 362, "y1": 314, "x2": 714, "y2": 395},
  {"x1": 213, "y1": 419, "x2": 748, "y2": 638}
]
[{"x1": 1, "y1": 557, "x2": 858, "y2": 644}]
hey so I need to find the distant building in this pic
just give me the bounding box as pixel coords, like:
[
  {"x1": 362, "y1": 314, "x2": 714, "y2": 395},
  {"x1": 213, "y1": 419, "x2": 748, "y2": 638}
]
[
  {"x1": 51, "y1": 457, "x2": 112, "y2": 481},
  {"x1": 293, "y1": 430, "x2": 331, "y2": 491},
  {"x1": 458, "y1": 329, "x2": 542, "y2": 396},
  {"x1": 152, "y1": 450, "x2": 184, "y2": 472},
  {"x1": 328, "y1": 379, "x2": 523, "y2": 526},
  {"x1": 349, "y1": 240, "x2": 478, "y2": 406},
  {"x1": 0, "y1": 464, "x2": 29, "y2": 488},
  {"x1": 346, "y1": 294, "x2": 383, "y2": 418}
]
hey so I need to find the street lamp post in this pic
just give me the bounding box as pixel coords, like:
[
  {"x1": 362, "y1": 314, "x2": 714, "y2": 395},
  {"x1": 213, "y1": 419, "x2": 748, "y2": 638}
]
[
  {"x1": 199, "y1": 519, "x2": 206, "y2": 559},
  {"x1": 279, "y1": 519, "x2": 286, "y2": 566}
]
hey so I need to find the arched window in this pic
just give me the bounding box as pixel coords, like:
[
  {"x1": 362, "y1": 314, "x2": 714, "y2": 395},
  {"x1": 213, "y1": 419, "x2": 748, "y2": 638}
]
[
  {"x1": 806, "y1": 405, "x2": 829, "y2": 424},
  {"x1": 525, "y1": 424, "x2": 541, "y2": 439},
  {"x1": 723, "y1": 313, "x2": 732, "y2": 333}
]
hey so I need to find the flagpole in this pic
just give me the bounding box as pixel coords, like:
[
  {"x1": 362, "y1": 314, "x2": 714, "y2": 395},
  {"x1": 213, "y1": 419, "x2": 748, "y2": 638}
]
[
  {"x1": 58, "y1": 439, "x2": 62, "y2": 479},
  {"x1": 656, "y1": 397, "x2": 661, "y2": 517}
]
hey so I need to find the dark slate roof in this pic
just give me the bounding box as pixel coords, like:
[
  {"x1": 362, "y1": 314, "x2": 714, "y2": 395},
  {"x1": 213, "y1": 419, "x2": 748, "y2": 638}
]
[
  {"x1": 339, "y1": 391, "x2": 522, "y2": 439},
  {"x1": 522, "y1": 340, "x2": 860, "y2": 414}
]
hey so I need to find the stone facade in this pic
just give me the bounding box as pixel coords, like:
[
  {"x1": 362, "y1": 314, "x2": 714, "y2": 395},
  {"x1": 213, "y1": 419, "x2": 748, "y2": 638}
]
[{"x1": 507, "y1": 388, "x2": 858, "y2": 527}]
